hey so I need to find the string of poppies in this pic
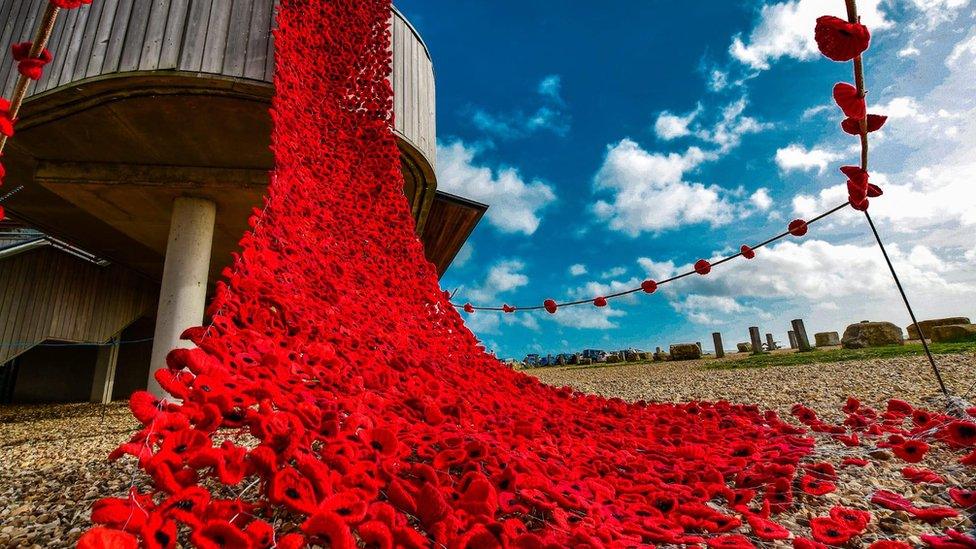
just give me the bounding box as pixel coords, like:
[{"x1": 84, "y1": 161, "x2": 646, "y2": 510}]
[
  {"x1": 55, "y1": 1, "x2": 976, "y2": 549},
  {"x1": 453, "y1": 10, "x2": 885, "y2": 316},
  {"x1": 453, "y1": 204, "x2": 847, "y2": 314},
  {"x1": 0, "y1": 1, "x2": 65, "y2": 221}
]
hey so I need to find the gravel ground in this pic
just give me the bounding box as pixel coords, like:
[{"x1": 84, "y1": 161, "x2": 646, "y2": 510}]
[
  {"x1": 529, "y1": 351, "x2": 976, "y2": 545},
  {"x1": 1, "y1": 352, "x2": 974, "y2": 547},
  {"x1": 529, "y1": 352, "x2": 976, "y2": 418},
  {"x1": 0, "y1": 403, "x2": 141, "y2": 549}
]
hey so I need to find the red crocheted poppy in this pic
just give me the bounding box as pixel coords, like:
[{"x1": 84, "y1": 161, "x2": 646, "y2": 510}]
[
  {"x1": 788, "y1": 219, "x2": 808, "y2": 237},
  {"x1": 190, "y1": 520, "x2": 250, "y2": 549},
  {"x1": 51, "y1": 0, "x2": 94, "y2": 7},
  {"x1": 814, "y1": 16, "x2": 870, "y2": 61},
  {"x1": 302, "y1": 511, "x2": 356, "y2": 549},
  {"x1": 269, "y1": 467, "x2": 318, "y2": 515},
  {"x1": 694, "y1": 259, "x2": 711, "y2": 275},
  {"x1": 893, "y1": 440, "x2": 930, "y2": 463},
  {"x1": 747, "y1": 515, "x2": 790, "y2": 540},
  {"x1": 809, "y1": 517, "x2": 854, "y2": 545},
  {"x1": 944, "y1": 420, "x2": 976, "y2": 447},
  {"x1": 841, "y1": 114, "x2": 887, "y2": 135},
  {"x1": 949, "y1": 487, "x2": 976, "y2": 509},
  {"x1": 901, "y1": 466, "x2": 944, "y2": 484},
  {"x1": 77, "y1": 527, "x2": 139, "y2": 549},
  {"x1": 829, "y1": 506, "x2": 871, "y2": 533},
  {"x1": 799, "y1": 474, "x2": 836, "y2": 496},
  {"x1": 833, "y1": 83, "x2": 866, "y2": 119}
]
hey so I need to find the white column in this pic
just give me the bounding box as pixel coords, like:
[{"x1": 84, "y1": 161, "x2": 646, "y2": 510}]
[
  {"x1": 147, "y1": 197, "x2": 216, "y2": 398},
  {"x1": 90, "y1": 336, "x2": 120, "y2": 404}
]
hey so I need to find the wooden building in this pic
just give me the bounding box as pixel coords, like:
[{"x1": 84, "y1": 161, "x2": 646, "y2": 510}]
[{"x1": 0, "y1": 2, "x2": 486, "y2": 403}]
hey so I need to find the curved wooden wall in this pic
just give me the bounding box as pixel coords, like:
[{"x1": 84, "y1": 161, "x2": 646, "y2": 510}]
[{"x1": 0, "y1": 1, "x2": 436, "y2": 167}]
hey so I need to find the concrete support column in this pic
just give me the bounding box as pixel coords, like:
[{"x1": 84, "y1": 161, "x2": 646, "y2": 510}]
[
  {"x1": 788, "y1": 330, "x2": 798, "y2": 349},
  {"x1": 90, "y1": 337, "x2": 120, "y2": 404},
  {"x1": 147, "y1": 197, "x2": 216, "y2": 398},
  {"x1": 765, "y1": 333, "x2": 776, "y2": 351}
]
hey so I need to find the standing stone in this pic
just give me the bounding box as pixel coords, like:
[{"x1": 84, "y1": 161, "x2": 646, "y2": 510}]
[
  {"x1": 814, "y1": 331, "x2": 841, "y2": 347},
  {"x1": 765, "y1": 333, "x2": 776, "y2": 351},
  {"x1": 791, "y1": 319, "x2": 814, "y2": 352},
  {"x1": 788, "y1": 330, "x2": 798, "y2": 349},
  {"x1": 749, "y1": 327, "x2": 764, "y2": 355},
  {"x1": 907, "y1": 317, "x2": 971, "y2": 340},
  {"x1": 712, "y1": 332, "x2": 725, "y2": 358},
  {"x1": 931, "y1": 324, "x2": 976, "y2": 343},
  {"x1": 841, "y1": 321, "x2": 904, "y2": 349},
  {"x1": 670, "y1": 343, "x2": 702, "y2": 361}
]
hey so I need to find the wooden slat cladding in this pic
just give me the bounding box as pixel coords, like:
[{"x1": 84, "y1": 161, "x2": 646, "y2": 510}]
[
  {"x1": 0, "y1": 247, "x2": 157, "y2": 365},
  {"x1": 0, "y1": 1, "x2": 436, "y2": 168},
  {"x1": 421, "y1": 193, "x2": 487, "y2": 277}
]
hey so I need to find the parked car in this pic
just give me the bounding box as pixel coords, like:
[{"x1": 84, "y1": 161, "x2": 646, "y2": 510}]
[{"x1": 581, "y1": 349, "x2": 608, "y2": 362}]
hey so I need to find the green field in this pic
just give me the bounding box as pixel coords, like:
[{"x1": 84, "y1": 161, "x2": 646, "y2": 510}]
[{"x1": 713, "y1": 340, "x2": 976, "y2": 369}]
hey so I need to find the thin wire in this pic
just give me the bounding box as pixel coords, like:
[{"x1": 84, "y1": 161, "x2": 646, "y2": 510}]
[
  {"x1": 456, "y1": 201, "x2": 850, "y2": 312},
  {"x1": 861, "y1": 210, "x2": 949, "y2": 397},
  {"x1": 0, "y1": 337, "x2": 153, "y2": 348}
]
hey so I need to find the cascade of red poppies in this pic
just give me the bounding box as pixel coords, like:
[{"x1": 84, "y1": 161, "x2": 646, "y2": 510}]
[{"x1": 43, "y1": 0, "x2": 972, "y2": 547}]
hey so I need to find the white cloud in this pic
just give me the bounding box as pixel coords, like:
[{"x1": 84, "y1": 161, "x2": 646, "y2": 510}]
[
  {"x1": 695, "y1": 97, "x2": 771, "y2": 153},
  {"x1": 671, "y1": 295, "x2": 753, "y2": 325},
  {"x1": 600, "y1": 266, "x2": 627, "y2": 279},
  {"x1": 873, "y1": 96, "x2": 929, "y2": 122},
  {"x1": 637, "y1": 257, "x2": 678, "y2": 281},
  {"x1": 946, "y1": 34, "x2": 976, "y2": 68},
  {"x1": 452, "y1": 242, "x2": 473, "y2": 268},
  {"x1": 708, "y1": 69, "x2": 729, "y2": 92},
  {"x1": 469, "y1": 75, "x2": 570, "y2": 138},
  {"x1": 649, "y1": 240, "x2": 975, "y2": 331},
  {"x1": 729, "y1": 0, "x2": 891, "y2": 70},
  {"x1": 592, "y1": 139, "x2": 749, "y2": 236},
  {"x1": 775, "y1": 144, "x2": 842, "y2": 174},
  {"x1": 908, "y1": 0, "x2": 971, "y2": 26},
  {"x1": 750, "y1": 188, "x2": 773, "y2": 211},
  {"x1": 791, "y1": 166, "x2": 976, "y2": 237},
  {"x1": 437, "y1": 140, "x2": 556, "y2": 235},
  {"x1": 898, "y1": 43, "x2": 921, "y2": 58},
  {"x1": 537, "y1": 75, "x2": 563, "y2": 102},
  {"x1": 654, "y1": 105, "x2": 701, "y2": 140},
  {"x1": 801, "y1": 104, "x2": 831, "y2": 119},
  {"x1": 569, "y1": 264, "x2": 587, "y2": 276},
  {"x1": 464, "y1": 259, "x2": 529, "y2": 304},
  {"x1": 653, "y1": 98, "x2": 769, "y2": 151},
  {"x1": 543, "y1": 306, "x2": 626, "y2": 330}
]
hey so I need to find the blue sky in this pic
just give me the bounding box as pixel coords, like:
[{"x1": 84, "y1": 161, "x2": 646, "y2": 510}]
[{"x1": 396, "y1": 0, "x2": 976, "y2": 360}]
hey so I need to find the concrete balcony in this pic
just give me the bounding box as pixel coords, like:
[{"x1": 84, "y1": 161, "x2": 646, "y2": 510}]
[{"x1": 0, "y1": 2, "x2": 486, "y2": 401}]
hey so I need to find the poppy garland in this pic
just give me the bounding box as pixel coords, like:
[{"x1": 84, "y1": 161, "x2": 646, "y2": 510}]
[{"x1": 70, "y1": 1, "x2": 972, "y2": 548}]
